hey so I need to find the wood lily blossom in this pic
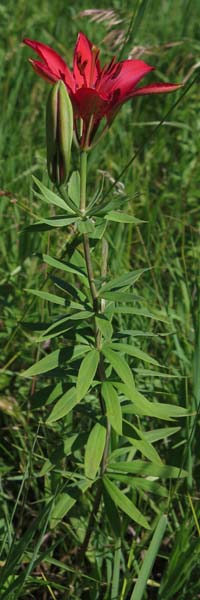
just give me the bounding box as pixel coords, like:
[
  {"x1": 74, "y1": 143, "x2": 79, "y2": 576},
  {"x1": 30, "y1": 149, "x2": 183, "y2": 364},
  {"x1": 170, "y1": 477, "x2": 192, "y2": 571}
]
[{"x1": 24, "y1": 32, "x2": 182, "y2": 149}]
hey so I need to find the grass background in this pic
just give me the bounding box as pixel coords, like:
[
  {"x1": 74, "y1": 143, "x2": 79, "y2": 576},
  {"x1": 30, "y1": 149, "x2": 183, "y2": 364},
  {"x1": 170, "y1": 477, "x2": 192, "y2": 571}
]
[{"x1": 0, "y1": 0, "x2": 200, "y2": 598}]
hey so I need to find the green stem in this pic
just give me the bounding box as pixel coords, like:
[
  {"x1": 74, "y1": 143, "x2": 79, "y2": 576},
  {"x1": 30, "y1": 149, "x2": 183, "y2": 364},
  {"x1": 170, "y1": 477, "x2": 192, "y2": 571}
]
[
  {"x1": 83, "y1": 234, "x2": 99, "y2": 315},
  {"x1": 80, "y1": 151, "x2": 87, "y2": 214},
  {"x1": 79, "y1": 149, "x2": 110, "y2": 560}
]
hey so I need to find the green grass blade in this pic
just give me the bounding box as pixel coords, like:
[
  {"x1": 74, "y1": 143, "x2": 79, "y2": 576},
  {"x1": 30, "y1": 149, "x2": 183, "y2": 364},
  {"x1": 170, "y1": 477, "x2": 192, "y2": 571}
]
[
  {"x1": 111, "y1": 538, "x2": 121, "y2": 600},
  {"x1": 130, "y1": 514, "x2": 167, "y2": 600}
]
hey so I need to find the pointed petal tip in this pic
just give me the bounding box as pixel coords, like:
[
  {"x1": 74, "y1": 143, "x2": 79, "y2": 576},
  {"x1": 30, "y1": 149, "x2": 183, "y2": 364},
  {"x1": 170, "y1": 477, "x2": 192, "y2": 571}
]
[
  {"x1": 23, "y1": 37, "x2": 75, "y2": 91},
  {"x1": 132, "y1": 82, "x2": 183, "y2": 97},
  {"x1": 23, "y1": 37, "x2": 36, "y2": 48},
  {"x1": 76, "y1": 31, "x2": 92, "y2": 46}
]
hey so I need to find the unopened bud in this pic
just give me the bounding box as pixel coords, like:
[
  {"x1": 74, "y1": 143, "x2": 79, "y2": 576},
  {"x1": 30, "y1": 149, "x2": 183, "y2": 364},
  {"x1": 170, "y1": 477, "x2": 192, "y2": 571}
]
[{"x1": 46, "y1": 81, "x2": 73, "y2": 185}]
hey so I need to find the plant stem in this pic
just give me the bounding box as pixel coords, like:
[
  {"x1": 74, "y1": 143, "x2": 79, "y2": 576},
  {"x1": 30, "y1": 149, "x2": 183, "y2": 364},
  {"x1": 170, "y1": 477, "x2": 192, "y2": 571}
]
[
  {"x1": 80, "y1": 151, "x2": 87, "y2": 214},
  {"x1": 83, "y1": 234, "x2": 99, "y2": 315},
  {"x1": 79, "y1": 149, "x2": 111, "y2": 559}
]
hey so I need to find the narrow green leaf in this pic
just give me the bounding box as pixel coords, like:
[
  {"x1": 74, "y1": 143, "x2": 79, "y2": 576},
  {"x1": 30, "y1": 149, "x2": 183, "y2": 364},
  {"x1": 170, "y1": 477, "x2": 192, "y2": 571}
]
[
  {"x1": 118, "y1": 329, "x2": 168, "y2": 338},
  {"x1": 25, "y1": 222, "x2": 54, "y2": 232},
  {"x1": 104, "y1": 211, "x2": 144, "y2": 224},
  {"x1": 68, "y1": 170, "x2": 80, "y2": 206},
  {"x1": 102, "y1": 382, "x2": 122, "y2": 435},
  {"x1": 108, "y1": 460, "x2": 188, "y2": 479},
  {"x1": 99, "y1": 291, "x2": 138, "y2": 301},
  {"x1": 46, "y1": 387, "x2": 77, "y2": 423},
  {"x1": 37, "y1": 324, "x2": 72, "y2": 343},
  {"x1": 135, "y1": 368, "x2": 182, "y2": 378},
  {"x1": 130, "y1": 515, "x2": 167, "y2": 600},
  {"x1": 85, "y1": 422, "x2": 106, "y2": 479},
  {"x1": 111, "y1": 539, "x2": 121, "y2": 600},
  {"x1": 115, "y1": 383, "x2": 188, "y2": 420},
  {"x1": 130, "y1": 477, "x2": 168, "y2": 497},
  {"x1": 112, "y1": 307, "x2": 168, "y2": 322},
  {"x1": 103, "y1": 476, "x2": 150, "y2": 529},
  {"x1": 50, "y1": 492, "x2": 76, "y2": 529},
  {"x1": 96, "y1": 316, "x2": 113, "y2": 340},
  {"x1": 50, "y1": 274, "x2": 86, "y2": 302},
  {"x1": 145, "y1": 427, "x2": 180, "y2": 443},
  {"x1": 68, "y1": 343, "x2": 91, "y2": 363},
  {"x1": 42, "y1": 254, "x2": 88, "y2": 285},
  {"x1": 45, "y1": 382, "x2": 63, "y2": 406},
  {"x1": 76, "y1": 349, "x2": 99, "y2": 401},
  {"x1": 101, "y1": 269, "x2": 147, "y2": 293},
  {"x1": 122, "y1": 420, "x2": 162, "y2": 464},
  {"x1": 40, "y1": 310, "x2": 94, "y2": 338},
  {"x1": 22, "y1": 349, "x2": 61, "y2": 377},
  {"x1": 32, "y1": 175, "x2": 71, "y2": 212},
  {"x1": 121, "y1": 387, "x2": 188, "y2": 419},
  {"x1": 25, "y1": 288, "x2": 66, "y2": 306},
  {"x1": 102, "y1": 346, "x2": 135, "y2": 390},
  {"x1": 110, "y1": 342, "x2": 159, "y2": 366},
  {"x1": 39, "y1": 215, "x2": 78, "y2": 227}
]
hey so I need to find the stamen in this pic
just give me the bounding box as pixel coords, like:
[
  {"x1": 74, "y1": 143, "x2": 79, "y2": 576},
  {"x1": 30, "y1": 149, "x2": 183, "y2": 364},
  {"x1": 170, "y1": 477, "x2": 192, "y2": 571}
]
[
  {"x1": 89, "y1": 45, "x2": 100, "y2": 87},
  {"x1": 76, "y1": 52, "x2": 88, "y2": 86},
  {"x1": 96, "y1": 56, "x2": 117, "y2": 91},
  {"x1": 104, "y1": 56, "x2": 117, "y2": 75},
  {"x1": 110, "y1": 63, "x2": 122, "y2": 80}
]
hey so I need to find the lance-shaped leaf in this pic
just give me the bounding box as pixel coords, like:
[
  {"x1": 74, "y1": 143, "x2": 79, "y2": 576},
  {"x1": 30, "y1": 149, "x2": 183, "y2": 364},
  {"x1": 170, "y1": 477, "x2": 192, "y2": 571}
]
[
  {"x1": 122, "y1": 420, "x2": 162, "y2": 464},
  {"x1": 68, "y1": 170, "x2": 80, "y2": 207},
  {"x1": 110, "y1": 342, "x2": 159, "y2": 366},
  {"x1": 50, "y1": 479, "x2": 90, "y2": 529},
  {"x1": 76, "y1": 348, "x2": 99, "y2": 401},
  {"x1": 50, "y1": 492, "x2": 76, "y2": 529},
  {"x1": 102, "y1": 346, "x2": 135, "y2": 391},
  {"x1": 46, "y1": 387, "x2": 77, "y2": 423},
  {"x1": 104, "y1": 211, "x2": 144, "y2": 224},
  {"x1": 32, "y1": 175, "x2": 72, "y2": 212},
  {"x1": 25, "y1": 288, "x2": 66, "y2": 306},
  {"x1": 100, "y1": 268, "x2": 147, "y2": 293},
  {"x1": 103, "y1": 476, "x2": 150, "y2": 529},
  {"x1": 102, "y1": 382, "x2": 122, "y2": 435},
  {"x1": 95, "y1": 316, "x2": 113, "y2": 341},
  {"x1": 108, "y1": 460, "x2": 188, "y2": 479},
  {"x1": 42, "y1": 254, "x2": 88, "y2": 286},
  {"x1": 115, "y1": 382, "x2": 188, "y2": 420},
  {"x1": 111, "y1": 306, "x2": 169, "y2": 322},
  {"x1": 38, "y1": 215, "x2": 78, "y2": 227},
  {"x1": 85, "y1": 422, "x2": 106, "y2": 480},
  {"x1": 39, "y1": 310, "x2": 94, "y2": 340},
  {"x1": 22, "y1": 348, "x2": 63, "y2": 377}
]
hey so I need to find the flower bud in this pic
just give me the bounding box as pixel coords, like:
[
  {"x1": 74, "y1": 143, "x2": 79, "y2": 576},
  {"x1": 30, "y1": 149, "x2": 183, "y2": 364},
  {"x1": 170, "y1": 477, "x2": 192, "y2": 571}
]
[{"x1": 46, "y1": 81, "x2": 73, "y2": 185}]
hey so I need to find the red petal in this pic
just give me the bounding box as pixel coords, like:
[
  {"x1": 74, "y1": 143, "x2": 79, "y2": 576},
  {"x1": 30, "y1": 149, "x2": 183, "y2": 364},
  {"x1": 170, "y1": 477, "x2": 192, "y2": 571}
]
[
  {"x1": 29, "y1": 59, "x2": 59, "y2": 83},
  {"x1": 131, "y1": 82, "x2": 182, "y2": 96},
  {"x1": 99, "y1": 59, "x2": 154, "y2": 98},
  {"x1": 23, "y1": 38, "x2": 75, "y2": 91},
  {"x1": 73, "y1": 87, "x2": 108, "y2": 121},
  {"x1": 73, "y1": 32, "x2": 100, "y2": 88}
]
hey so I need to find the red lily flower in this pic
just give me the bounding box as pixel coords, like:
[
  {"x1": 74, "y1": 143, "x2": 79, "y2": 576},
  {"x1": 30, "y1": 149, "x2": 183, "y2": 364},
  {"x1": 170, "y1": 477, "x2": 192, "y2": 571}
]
[{"x1": 24, "y1": 32, "x2": 181, "y2": 149}]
